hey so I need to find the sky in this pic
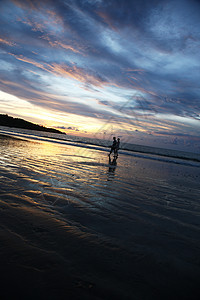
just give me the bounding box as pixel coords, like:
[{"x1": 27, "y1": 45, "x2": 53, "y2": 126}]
[{"x1": 0, "y1": 0, "x2": 200, "y2": 153}]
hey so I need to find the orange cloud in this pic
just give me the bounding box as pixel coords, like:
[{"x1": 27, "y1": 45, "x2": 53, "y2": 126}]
[
  {"x1": 48, "y1": 63, "x2": 107, "y2": 87},
  {"x1": 45, "y1": 37, "x2": 81, "y2": 54},
  {"x1": 8, "y1": 50, "x2": 109, "y2": 87},
  {"x1": 0, "y1": 38, "x2": 15, "y2": 46},
  {"x1": 46, "y1": 9, "x2": 64, "y2": 27},
  {"x1": 8, "y1": 53, "x2": 49, "y2": 71},
  {"x1": 14, "y1": 3, "x2": 64, "y2": 34},
  {"x1": 16, "y1": 15, "x2": 46, "y2": 33}
]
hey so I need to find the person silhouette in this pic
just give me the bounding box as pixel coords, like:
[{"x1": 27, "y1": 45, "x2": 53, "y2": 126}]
[
  {"x1": 109, "y1": 137, "x2": 117, "y2": 156},
  {"x1": 116, "y1": 138, "x2": 120, "y2": 157}
]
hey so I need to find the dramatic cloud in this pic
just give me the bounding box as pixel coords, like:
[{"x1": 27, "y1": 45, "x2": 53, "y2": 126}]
[{"x1": 0, "y1": 0, "x2": 199, "y2": 152}]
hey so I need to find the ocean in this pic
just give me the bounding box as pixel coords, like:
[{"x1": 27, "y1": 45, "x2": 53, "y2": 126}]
[{"x1": 0, "y1": 126, "x2": 200, "y2": 299}]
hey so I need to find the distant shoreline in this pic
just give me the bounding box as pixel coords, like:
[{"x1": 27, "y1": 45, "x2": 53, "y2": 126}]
[{"x1": 0, "y1": 114, "x2": 65, "y2": 135}]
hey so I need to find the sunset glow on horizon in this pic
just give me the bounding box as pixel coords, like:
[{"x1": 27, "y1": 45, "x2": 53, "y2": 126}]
[{"x1": 0, "y1": 0, "x2": 200, "y2": 152}]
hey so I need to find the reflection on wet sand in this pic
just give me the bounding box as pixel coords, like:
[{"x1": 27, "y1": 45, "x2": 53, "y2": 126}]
[
  {"x1": 107, "y1": 155, "x2": 118, "y2": 181},
  {"x1": 0, "y1": 134, "x2": 200, "y2": 300}
]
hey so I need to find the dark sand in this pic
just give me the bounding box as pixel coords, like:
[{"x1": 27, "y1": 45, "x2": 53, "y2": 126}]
[{"x1": 0, "y1": 134, "x2": 200, "y2": 299}]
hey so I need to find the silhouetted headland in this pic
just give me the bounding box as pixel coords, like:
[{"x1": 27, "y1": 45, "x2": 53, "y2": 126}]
[{"x1": 0, "y1": 114, "x2": 66, "y2": 134}]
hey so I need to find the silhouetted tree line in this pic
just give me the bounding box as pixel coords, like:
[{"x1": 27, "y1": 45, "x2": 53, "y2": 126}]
[{"x1": 0, "y1": 114, "x2": 65, "y2": 134}]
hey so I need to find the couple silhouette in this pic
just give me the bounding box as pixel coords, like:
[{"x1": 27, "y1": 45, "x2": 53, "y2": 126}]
[{"x1": 109, "y1": 137, "x2": 120, "y2": 157}]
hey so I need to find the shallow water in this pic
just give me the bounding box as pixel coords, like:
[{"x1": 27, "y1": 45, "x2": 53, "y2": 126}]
[
  {"x1": 0, "y1": 134, "x2": 200, "y2": 299},
  {"x1": 1, "y1": 125, "x2": 200, "y2": 162}
]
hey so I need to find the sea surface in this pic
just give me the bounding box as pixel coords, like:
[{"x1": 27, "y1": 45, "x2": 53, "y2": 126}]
[{"x1": 0, "y1": 126, "x2": 200, "y2": 299}]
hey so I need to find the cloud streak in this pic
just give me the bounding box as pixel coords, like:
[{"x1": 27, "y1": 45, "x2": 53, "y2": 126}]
[{"x1": 0, "y1": 0, "x2": 199, "y2": 151}]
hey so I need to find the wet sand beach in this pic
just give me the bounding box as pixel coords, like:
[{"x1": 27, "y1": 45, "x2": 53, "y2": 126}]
[{"x1": 0, "y1": 134, "x2": 200, "y2": 299}]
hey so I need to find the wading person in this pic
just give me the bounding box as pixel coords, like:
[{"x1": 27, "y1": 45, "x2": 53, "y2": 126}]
[
  {"x1": 109, "y1": 137, "x2": 117, "y2": 156},
  {"x1": 116, "y1": 138, "x2": 120, "y2": 157}
]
